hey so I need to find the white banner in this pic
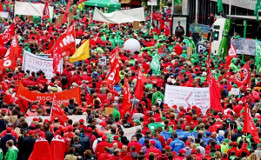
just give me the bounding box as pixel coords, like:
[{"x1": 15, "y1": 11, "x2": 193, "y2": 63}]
[
  {"x1": 0, "y1": 12, "x2": 9, "y2": 18},
  {"x1": 22, "y1": 50, "x2": 63, "y2": 80},
  {"x1": 14, "y1": 2, "x2": 54, "y2": 18},
  {"x1": 164, "y1": 85, "x2": 210, "y2": 115},
  {"x1": 121, "y1": 125, "x2": 142, "y2": 141},
  {"x1": 25, "y1": 115, "x2": 87, "y2": 125},
  {"x1": 93, "y1": 7, "x2": 145, "y2": 24},
  {"x1": 147, "y1": 0, "x2": 158, "y2": 6}
]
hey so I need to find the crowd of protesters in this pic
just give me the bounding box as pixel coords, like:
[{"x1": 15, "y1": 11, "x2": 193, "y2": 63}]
[{"x1": 0, "y1": 0, "x2": 260, "y2": 160}]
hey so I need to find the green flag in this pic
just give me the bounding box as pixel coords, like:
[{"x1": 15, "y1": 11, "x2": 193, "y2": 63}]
[
  {"x1": 255, "y1": 0, "x2": 261, "y2": 21},
  {"x1": 218, "y1": 19, "x2": 231, "y2": 59},
  {"x1": 255, "y1": 40, "x2": 261, "y2": 71},
  {"x1": 150, "y1": 53, "x2": 161, "y2": 75},
  {"x1": 217, "y1": 0, "x2": 223, "y2": 13}
]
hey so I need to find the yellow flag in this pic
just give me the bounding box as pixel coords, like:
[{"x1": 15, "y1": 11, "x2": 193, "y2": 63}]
[{"x1": 69, "y1": 40, "x2": 90, "y2": 63}]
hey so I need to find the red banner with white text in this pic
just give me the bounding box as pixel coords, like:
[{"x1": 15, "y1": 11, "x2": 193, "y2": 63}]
[{"x1": 16, "y1": 84, "x2": 81, "y2": 106}]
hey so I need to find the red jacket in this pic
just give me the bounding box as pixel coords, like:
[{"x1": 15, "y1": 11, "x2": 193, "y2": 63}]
[
  {"x1": 95, "y1": 141, "x2": 112, "y2": 157},
  {"x1": 127, "y1": 140, "x2": 142, "y2": 153},
  {"x1": 145, "y1": 146, "x2": 161, "y2": 159}
]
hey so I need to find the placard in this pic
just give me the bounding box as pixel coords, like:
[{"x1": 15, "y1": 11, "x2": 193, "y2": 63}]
[
  {"x1": 22, "y1": 50, "x2": 63, "y2": 80},
  {"x1": 164, "y1": 85, "x2": 210, "y2": 114}
]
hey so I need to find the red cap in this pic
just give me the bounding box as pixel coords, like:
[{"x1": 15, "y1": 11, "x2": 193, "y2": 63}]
[
  {"x1": 28, "y1": 130, "x2": 34, "y2": 135},
  {"x1": 185, "y1": 141, "x2": 191, "y2": 146},
  {"x1": 33, "y1": 118, "x2": 39, "y2": 122},
  {"x1": 87, "y1": 127, "x2": 92, "y2": 132},
  {"x1": 31, "y1": 105, "x2": 39, "y2": 110},
  {"x1": 6, "y1": 127, "x2": 12, "y2": 133},
  {"x1": 38, "y1": 132, "x2": 45, "y2": 137},
  {"x1": 98, "y1": 132, "x2": 103, "y2": 137},
  {"x1": 165, "y1": 145, "x2": 172, "y2": 150},
  {"x1": 67, "y1": 125, "x2": 74, "y2": 131},
  {"x1": 191, "y1": 149, "x2": 197, "y2": 154},
  {"x1": 114, "y1": 135, "x2": 119, "y2": 140},
  {"x1": 102, "y1": 135, "x2": 107, "y2": 140},
  {"x1": 79, "y1": 119, "x2": 84, "y2": 123},
  {"x1": 150, "y1": 140, "x2": 156, "y2": 146},
  {"x1": 179, "y1": 149, "x2": 186, "y2": 154},
  {"x1": 44, "y1": 119, "x2": 49, "y2": 123},
  {"x1": 215, "y1": 144, "x2": 221, "y2": 150}
]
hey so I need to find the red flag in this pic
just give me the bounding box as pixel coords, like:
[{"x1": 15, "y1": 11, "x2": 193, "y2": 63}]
[
  {"x1": 50, "y1": 135, "x2": 66, "y2": 160},
  {"x1": 0, "y1": 4, "x2": 3, "y2": 12},
  {"x1": 208, "y1": 70, "x2": 223, "y2": 112},
  {"x1": 50, "y1": 95, "x2": 69, "y2": 125},
  {"x1": 234, "y1": 61, "x2": 251, "y2": 87},
  {"x1": 0, "y1": 35, "x2": 18, "y2": 70},
  {"x1": 104, "y1": 48, "x2": 120, "y2": 86},
  {"x1": 134, "y1": 69, "x2": 148, "y2": 100},
  {"x1": 104, "y1": 58, "x2": 120, "y2": 86},
  {"x1": 10, "y1": 34, "x2": 20, "y2": 59},
  {"x1": 62, "y1": 0, "x2": 71, "y2": 23},
  {"x1": 243, "y1": 103, "x2": 260, "y2": 143},
  {"x1": 42, "y1": 1, "x2": 50, "y2": 19},
  {"x1": 47, "y1": 25, "x2": 75, "y2": 72},
  {"x1": 46, "y1": 25, "x2": 75, "y2": 57},
  {"x1": 122, "y1": 77, "x2": 132, "y2": 115},
  {"x1": 0, "y1": 23, "x2": 15, "y2": 45},
  {"x1": 29, "y1": 138, "x2": 53, "y2": 160},
  {"x1": 225, "y1": 41, "x2": 237, "y2": 70}
]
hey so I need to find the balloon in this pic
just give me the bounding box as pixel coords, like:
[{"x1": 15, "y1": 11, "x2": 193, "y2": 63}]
[{"x1": 123, "y1": 39, "x2": 141, "y2": 55}]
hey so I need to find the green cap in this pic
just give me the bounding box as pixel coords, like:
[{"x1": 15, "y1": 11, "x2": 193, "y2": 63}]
[
  {"x1": 237, "y1": 126, "x2": 242, "y2": 131},
  {"x1": 224, "y1": 138, "x2": 229, "y2": 142},
  {"x1": 134, "y1": 119, "x2": 140, "y2": 124}
]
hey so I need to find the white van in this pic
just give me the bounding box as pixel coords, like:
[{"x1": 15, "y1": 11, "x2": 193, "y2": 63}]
[{"x1": 211, "y1": 18, "x2": 226, "y2": 55}]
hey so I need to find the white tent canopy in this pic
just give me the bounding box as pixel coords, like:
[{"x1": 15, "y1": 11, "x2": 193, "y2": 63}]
[
  {"x1": 93, "y1": 7, "x2": 145, "y2": 24},
  {"x1": 14, "y1": 1, "x2": 54, "y2": 18}
]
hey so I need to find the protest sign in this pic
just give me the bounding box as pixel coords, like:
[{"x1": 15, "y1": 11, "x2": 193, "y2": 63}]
[
  {"x1": 164, "y1": 85, "x2": 210, "y2": 114},
  {"x1": 16, "y1": 84, "x2": 81, "y2": 106},
  {"x1": 0, "y1": 12, "x2": 9, "y2": 18},
  {"x1": 22, "y1": 50, "x2": 63, "y2": 80},
  {"x1": 99, "y1": 56, "x2": 106, "y2": 66},
  {"x1": 121, "y1": 125, "x2": 142, "y2": 141},
  {"x1": 230, "y1": 88, "x2": 240, "y2": 95},
  {"x1": 105, "y1": 107, "x2": 114, "y2": 115}
]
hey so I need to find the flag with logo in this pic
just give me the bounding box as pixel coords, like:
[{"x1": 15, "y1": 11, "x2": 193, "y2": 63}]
[
  {"x1": 255, "y1": 40, "x2": 261, "y2": 72},
  {"x1": 69, "y1": 40, "x2": 90, "y2": 63},
  {"x1": 234, "y1": 61, "x2": 251, "y2": 87},
  {"x1": 243, "y1": 103, "x2": 260, "y2": 143},
  {"x1": 50, "y1": 95, "x2": 69, "y2": 125},
  {"x1": 104, "y1": 49, "x2": 120, "y2": 86},
  {"x1": 225, "y1": 40, "x2": 237, "y2": 70},
  {"x1": 255, "y1": 0, "x2": 261, "y2": 21},
  {"x1": 150, "y1": 53, "x2": 161, "y2": 75},
  {"x1": 50, "y1": 135, "x2": 66, "y2": 160},
  {"x1": 134, "y1": 69, "x2": 148, "y2": 100},
  {"x1": 0, "y1": 23, "x2": 15, "y2": 45},
  {"x1": 42, "y1": 1, "x2": 50, "y2": 19},
  {"x1": 0, "y1": 35, "x2": 18, "y2": 70},
  {"x1": 62, "y1": 0, "x2": 71, "y2": 23},
  {"x1": 46, "y1": 25, "x2": 75, "y2": 72},
  {"x1": 29, "y1": 138, "x2": 52, "y2": 160},
  {"x1": 122, "y1": 77, "x2": 132, "y2": 115},
  {"x1": 217, "y1": 0, "x2": 223, "y2": 13},
  {"x1": 218, "y1": 19, "x2": 231, "y2": 59}
]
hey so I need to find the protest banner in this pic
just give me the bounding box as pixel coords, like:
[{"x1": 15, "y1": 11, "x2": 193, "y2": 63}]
[
  {"x1": 232, "y1": 38, "x2": 261, "y2": 56},
  {"x1": 164, "y1": 85, "x2": 210, "y2": 114},
  {"x1": 16, "y1": 84, "x2": 81, "y2": 106},
  {"x1": 22, "y1": 50, "x2": 63, "y2": 80},
  {"x1": 0, "y1": 12, "x2": 9, "y2": 18},
  {"x1": 14, "y1": 1, "x2": 54, "y2": 18},
  {"x1": 25, "y1": 115, "x2": 86, "y2": 124},
  {"x1": 121, "y1": 125, "x2": 142, "y2": 141},
  {"x1": 230, "y1": 88, "x2": 240, "y2": 95}
]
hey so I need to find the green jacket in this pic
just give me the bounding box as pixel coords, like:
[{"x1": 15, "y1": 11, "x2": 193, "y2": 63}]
[
  {"x1": 112, "y1": 108, "x2": 120, "y2": 120},
  {"x1": 151, "y1": 91, "x2": 164, "y2": 105},
  {"x1": 5, "y1": 147, "x2": 18, "y2": 160}
]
